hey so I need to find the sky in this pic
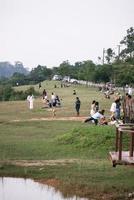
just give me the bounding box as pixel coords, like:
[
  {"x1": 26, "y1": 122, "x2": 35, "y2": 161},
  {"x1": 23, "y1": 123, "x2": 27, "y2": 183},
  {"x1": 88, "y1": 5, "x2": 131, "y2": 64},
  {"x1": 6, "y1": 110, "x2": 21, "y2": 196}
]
[{"x1": 0, "y1": 0, "x2": 134, "y2": 69}]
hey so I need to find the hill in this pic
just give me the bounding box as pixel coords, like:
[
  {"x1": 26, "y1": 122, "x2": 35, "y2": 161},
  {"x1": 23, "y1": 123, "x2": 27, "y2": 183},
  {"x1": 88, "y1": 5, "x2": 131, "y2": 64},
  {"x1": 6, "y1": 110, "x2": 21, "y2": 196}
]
[{"x1": 0, "y1": 61, "x2": 29, "y2": 78}]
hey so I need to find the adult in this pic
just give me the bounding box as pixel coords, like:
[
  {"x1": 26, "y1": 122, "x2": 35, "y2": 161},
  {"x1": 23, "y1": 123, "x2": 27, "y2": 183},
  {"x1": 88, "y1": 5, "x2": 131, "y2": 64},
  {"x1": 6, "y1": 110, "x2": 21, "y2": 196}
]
[
  {"x1": 55, "y1": 95, "x2": 61, "y2": 106},
  {"x1": 115, "y1": 98, "x2": 121, "y2": 119},
  {"x1": 73, "y1": 90, "x2": 76, "y2": 95},
  {"x1": 42, "y1": 89, "x2": 47, "y2": 100},
  {"x1": 84, "y1": 110, "x2": 105, "y2": 125},
  {"x1": 95, "y1": 101, "x2": 99, "y2": 112},
  {"x1": 75, "y1": 97, "x2": 81, "y2": 116},
  {"x1": 128, "y1": 86, "x2": 133, "y2": 96},
  {"x1": 27, "y1": 94, "x2": 34, "y2": 109},
  {"x1": 51, "y1": 93, "x2": 56, "y2": 117},
  {"x1": 110, "y1": 101, "x2": 116, "y2": 120},
  {"x1": 90, "y1": 100, "x2": 96, "y2": 116},
  {"x1": 51, "y1": 92, "x2": 56, "y2": 106},
  {"x1": 39, "y1": 83, "x2": 41, "y2": 89}
]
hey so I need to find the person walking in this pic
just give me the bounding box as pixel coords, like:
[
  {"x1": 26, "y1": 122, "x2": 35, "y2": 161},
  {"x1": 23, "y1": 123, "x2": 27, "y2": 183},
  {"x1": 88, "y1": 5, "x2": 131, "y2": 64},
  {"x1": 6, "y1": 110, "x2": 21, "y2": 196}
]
[{"x1": 75, "y1": 97, "x2": 81, "y2": 116}]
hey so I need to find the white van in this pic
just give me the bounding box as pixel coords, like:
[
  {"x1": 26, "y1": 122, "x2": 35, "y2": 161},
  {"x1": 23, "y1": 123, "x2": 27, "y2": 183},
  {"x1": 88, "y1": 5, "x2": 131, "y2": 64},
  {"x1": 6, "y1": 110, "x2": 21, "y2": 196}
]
[{"x1": 52, "y1": 75, "x2": 62, "y2": 80}]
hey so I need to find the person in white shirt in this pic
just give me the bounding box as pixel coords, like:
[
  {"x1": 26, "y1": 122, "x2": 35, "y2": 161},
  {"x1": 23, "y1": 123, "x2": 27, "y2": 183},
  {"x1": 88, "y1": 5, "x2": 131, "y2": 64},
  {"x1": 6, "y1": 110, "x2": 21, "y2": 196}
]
[
  {"x1": 128, "y1": 86, "x2": 133, "y2": 96},
  {"x1": 27, "y1": 94, "x2": 34, "y2": 109},
  {"x1": 84, "y1": 110, "x2": 105, "y2": 125},
  {"x1": 110, "y1": 101, "x2": 116, "y2": 120}
]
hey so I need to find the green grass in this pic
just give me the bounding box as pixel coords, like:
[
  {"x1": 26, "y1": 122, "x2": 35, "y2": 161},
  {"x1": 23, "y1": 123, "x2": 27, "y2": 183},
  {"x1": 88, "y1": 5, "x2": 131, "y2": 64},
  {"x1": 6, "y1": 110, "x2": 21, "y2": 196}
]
[
  {"x1": 0, "y1": 82, "x2": 133, "y2": 199},
  {"x1": 0, "y1": 82, "x2": 113, "y2": 122},
  {"x1": 0, "y1": 120, "x2": 133, "y2": 199}
]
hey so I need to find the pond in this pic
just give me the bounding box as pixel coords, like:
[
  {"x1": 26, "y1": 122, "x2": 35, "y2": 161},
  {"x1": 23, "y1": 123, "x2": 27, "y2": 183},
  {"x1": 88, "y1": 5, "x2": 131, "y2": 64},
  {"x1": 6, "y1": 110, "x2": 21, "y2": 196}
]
[{"x1": 0, "y1": 177, "x2": 87, "y2": 200}]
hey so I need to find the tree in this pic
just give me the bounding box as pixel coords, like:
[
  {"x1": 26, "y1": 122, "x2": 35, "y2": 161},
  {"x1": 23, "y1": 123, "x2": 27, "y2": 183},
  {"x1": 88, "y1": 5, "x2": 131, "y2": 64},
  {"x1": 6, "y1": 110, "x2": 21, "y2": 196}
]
[
  {"x1": 9, "y1": 72, "x2": 27, "y2": 86},
  {"x1": 79, "y1": 60, "x2": 95, "y2": 82},
  {"x1": 105, "y1": 48, "x2": 115, "y2": 64},
  {"x1": 57, "y1": 61, "x2": 73, "y2": 77},
  {"x1": 29, "y1": 65, "x2": 52, "y2": 83},
  {"x1": 94, "y1": 64, "x2": 113, "y2": 83},
  {"x1": 120, "y1": 27, "x2": 134, "y2": 61}
]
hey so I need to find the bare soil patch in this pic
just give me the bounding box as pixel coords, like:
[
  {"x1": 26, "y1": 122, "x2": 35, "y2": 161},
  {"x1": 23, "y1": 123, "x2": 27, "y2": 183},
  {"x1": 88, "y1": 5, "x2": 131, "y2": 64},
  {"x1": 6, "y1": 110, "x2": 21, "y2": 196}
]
[
  {"x1": 0, "y1": 159, "x2": 81, "y2": 167},
  {"x1": 11, "y1": 116, "x2": 87, "y2": 122}
]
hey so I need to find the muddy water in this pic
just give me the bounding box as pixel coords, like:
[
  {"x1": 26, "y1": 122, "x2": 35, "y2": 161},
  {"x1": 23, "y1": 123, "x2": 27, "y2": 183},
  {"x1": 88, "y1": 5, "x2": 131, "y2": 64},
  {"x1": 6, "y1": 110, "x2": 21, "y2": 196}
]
[{"x1": 0, "y1": 177, "x2": 87, "y2": 200}]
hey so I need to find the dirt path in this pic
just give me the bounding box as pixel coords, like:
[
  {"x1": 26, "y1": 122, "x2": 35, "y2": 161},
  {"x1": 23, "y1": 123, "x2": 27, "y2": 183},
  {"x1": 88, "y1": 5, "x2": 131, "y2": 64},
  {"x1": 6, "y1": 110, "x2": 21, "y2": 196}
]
[
  {"x1": 11, "y1": 116, "x2": 87, "y2": 122},
  {"x1": 0, "y1": 159, "x2": 107, "y2": 167},
  {"x1": 0, "y1": 159, "x2": 82, "y2": 167}
]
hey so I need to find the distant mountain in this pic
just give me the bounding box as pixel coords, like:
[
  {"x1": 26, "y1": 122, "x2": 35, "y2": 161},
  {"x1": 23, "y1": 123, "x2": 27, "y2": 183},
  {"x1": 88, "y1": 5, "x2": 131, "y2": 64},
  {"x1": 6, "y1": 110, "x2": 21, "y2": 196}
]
[{"x1": 0, "y1": 61, "x2": 29, "y2": 78}]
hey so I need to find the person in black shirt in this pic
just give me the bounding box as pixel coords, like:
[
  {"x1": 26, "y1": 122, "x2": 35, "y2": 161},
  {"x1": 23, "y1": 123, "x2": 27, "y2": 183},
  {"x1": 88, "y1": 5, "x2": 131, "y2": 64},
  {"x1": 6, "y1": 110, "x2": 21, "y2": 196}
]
[{"x1": 75, "y1": 97, "x2": 81, "y2": 116}]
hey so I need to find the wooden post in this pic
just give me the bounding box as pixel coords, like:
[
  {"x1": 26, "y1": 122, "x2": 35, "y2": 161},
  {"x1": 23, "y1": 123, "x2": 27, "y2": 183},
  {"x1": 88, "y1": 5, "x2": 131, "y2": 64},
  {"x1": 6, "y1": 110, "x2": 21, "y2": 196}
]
[
  {"x1": 115, "y1": 127, "x2": 119, "y2": 152},
  {"x1": 129, "y1": 132, "x2": 134, "y2": 157},
  {"x1": 118, "y1": 130, "x2": 122, "y2": 160}
]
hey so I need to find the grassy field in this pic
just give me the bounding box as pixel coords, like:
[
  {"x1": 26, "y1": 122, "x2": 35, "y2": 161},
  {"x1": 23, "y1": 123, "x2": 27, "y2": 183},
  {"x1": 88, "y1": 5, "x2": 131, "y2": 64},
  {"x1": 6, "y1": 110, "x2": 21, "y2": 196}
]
[{"x1": 0, "y1": 81, "x2": 133, "y2": 200}]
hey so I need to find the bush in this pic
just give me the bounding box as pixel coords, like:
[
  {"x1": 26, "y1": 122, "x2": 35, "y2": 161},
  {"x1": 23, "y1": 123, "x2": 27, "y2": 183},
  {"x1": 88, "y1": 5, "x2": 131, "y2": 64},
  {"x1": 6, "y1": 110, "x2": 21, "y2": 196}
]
[{"x1": 0, "y1": 86, "x2": 39, "y2": 101}]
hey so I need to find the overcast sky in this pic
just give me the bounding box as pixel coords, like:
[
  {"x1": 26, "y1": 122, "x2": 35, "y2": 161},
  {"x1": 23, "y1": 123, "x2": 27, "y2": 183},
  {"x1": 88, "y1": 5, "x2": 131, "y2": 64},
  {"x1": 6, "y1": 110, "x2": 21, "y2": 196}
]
[{"x1": 0, "y1": 0, "x2": 134, "y2": 69}]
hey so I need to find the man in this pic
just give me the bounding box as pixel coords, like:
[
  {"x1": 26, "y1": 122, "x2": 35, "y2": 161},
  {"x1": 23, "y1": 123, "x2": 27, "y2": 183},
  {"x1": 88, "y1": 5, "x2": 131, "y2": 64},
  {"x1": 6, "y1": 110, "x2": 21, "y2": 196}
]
[{"x1": 75, "y1": 97, "x2": 81, "y2": 116}]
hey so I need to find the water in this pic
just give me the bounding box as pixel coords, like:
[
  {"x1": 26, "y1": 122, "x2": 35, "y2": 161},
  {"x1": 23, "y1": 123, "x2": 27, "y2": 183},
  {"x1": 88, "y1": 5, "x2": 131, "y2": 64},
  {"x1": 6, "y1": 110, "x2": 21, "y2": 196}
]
[{"x1": 0, "y1": 177, "x2": 87, "y2": 200}]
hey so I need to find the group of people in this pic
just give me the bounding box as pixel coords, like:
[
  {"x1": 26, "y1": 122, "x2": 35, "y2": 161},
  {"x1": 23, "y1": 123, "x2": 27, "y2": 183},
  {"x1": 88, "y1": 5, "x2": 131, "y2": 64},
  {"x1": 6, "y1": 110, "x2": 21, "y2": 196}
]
[
  {"x1": 42, "y1": 90, "x2": 61, "y2": 116},
  {"x1": 84, "y1": 100, "x2": 107, "y2": 125},
  {"x1": 26, "y1": 84, "x2": 133, "y2": 124}
]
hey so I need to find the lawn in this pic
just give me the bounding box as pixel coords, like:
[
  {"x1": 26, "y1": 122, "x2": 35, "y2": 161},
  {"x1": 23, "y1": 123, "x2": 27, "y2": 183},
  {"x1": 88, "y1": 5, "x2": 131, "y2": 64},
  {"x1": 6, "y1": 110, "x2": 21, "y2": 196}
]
[{"x1": 0, "y1": 81, "x2": 133, "y2": 200}]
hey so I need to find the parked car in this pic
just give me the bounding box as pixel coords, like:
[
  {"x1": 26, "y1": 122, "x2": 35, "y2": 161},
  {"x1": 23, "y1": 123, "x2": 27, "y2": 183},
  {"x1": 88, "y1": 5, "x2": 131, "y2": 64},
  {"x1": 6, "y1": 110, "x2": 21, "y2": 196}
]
[
  {"x1": 70, "y1": 79, "x2": 78, "y2": 84},
  {"x1": 63, "y1": 76, "x2": 70, "y2": 82},
  {"x1": 52, "y1": 75, "x2": 62, "y2": 81}
]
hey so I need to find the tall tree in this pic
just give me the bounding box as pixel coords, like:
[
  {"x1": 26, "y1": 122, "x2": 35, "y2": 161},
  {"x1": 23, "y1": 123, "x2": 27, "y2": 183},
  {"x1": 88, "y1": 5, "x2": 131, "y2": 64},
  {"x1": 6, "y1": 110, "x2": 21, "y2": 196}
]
[
  {"x1": 120, "y1": 27, "x2": 134, "y2": 61},
  {"x1": 105, "y1": 48, "x2": 115, "y2": 64},
  {"x1": 57, "y1": 60, "x2": 72, "y2": 76}
]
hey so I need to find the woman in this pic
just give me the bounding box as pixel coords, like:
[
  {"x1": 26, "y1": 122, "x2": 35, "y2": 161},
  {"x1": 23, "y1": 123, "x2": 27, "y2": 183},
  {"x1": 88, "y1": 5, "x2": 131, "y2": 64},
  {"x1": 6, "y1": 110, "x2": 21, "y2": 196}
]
[
  {"x1": 90, "y1": 100, "x2": 96, "y2": 116},
  {"x1": 110, "y1": 101, "x2": 116, "y2": 120},
  {"x1": 115, "y1": 99, "x2": 121, "y2": 119}
]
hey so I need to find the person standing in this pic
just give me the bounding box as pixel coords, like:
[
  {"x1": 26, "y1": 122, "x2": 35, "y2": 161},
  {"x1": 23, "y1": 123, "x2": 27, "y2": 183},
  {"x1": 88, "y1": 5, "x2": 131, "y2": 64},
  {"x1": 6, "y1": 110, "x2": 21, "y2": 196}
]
[
  {"x1": 115, "y1": 98, "x2": 121, "y2": 119},
  {"x1": 75, "y1": 97, "x2": 81, "y2": 116},
  {"x1": 51, "y1": 93, "x2": 56, "y2": 117},
  {"x1": 90, "y1": 100, "x2": 96, "y2": 116},
  {"x1": 95, "y1": 101, "x2": 99, "y2": 112},
  {"x1": 42, "y1": 89, "x2": 47, "y2": 100},
  {"x1": 27, "y1": 94, "x2": 34, "y2": 109},
  {"x1": 128, "y1": 86, "x2": 133, "y2": 96},
  {"x1": 110, "y1": 101, "x2": 116, "y2": 120}
]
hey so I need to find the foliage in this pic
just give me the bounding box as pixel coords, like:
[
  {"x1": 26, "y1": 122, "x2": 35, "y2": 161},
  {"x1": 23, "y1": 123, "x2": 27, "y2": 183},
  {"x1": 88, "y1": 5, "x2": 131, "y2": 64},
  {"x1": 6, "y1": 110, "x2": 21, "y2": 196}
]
[
  {"x1": 0, "y1": 27, "x2": 134, "y2": 86},
  {"x1": 0, "y1": 85, "x2": 39, "y2": 101},
  {"x1": 120, "y1": 27, "x2": 134, "y2": 60},
  {"x1": 28, "y1": 65, "x2": 52, "y2": 83},
  {"x1": 105, "y1": 48, "x2": 115, "y2": 64}
]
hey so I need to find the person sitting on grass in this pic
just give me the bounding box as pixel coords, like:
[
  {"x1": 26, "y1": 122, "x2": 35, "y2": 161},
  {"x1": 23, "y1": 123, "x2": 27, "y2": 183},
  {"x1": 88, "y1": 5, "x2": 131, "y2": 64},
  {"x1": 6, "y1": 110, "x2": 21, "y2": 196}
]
[{"x1": 84, "y1": 110, "x2": 105, "y2": 125}]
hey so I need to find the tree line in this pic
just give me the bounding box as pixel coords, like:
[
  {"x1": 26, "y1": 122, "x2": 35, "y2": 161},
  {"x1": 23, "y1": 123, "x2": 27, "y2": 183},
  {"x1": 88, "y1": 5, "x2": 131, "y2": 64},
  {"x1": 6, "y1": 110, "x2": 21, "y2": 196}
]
[{"x1": 0, "y1": 27, "x2": 134, "y2": 88}]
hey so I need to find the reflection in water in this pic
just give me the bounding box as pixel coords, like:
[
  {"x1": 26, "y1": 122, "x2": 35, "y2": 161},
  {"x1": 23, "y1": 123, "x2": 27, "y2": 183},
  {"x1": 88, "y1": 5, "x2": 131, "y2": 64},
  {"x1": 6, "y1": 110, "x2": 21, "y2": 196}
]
[{"x1": 0, "y1": 177, "x2": 87, "y2": 200}]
